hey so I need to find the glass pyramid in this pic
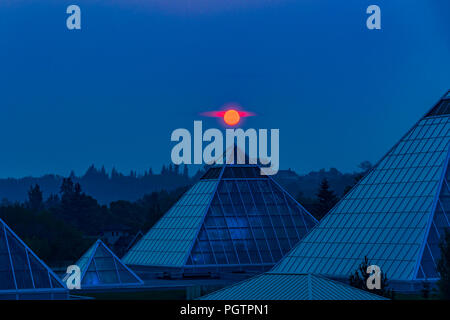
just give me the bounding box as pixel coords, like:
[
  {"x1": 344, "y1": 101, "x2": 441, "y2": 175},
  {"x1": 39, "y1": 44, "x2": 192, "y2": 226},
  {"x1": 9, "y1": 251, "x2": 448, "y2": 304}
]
[
  {"x1": 270, "y1": 90, "x2": 450, "y2": 285},
  {"x1": 123, "y1": 163, "x2": 318, "y2": 272},
  {"x1": 0, "y1": 218, "x2": 68, "y2": 300},
  {"x1": 71, "y1": 239, "x2": 143, "y2": 288}
]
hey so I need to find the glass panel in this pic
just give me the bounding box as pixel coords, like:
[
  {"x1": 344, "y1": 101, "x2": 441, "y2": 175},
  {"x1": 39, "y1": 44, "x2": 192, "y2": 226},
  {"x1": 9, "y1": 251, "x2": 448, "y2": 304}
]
[
  {"x1": 6, "y1": 230, "x2": 33, "y2": 289},
  {"x1": 29, "y1": 254, "x2": 51, "y2": 289},
  {"x1": 0, "y1": 226, "x2": 15, "y2": 290},
  {"x1": 187, "y1": 173, "x2": 316, "y2": 266},
  {"x1": 273, "y1": 115, "x2": 450, "y2": 281}
]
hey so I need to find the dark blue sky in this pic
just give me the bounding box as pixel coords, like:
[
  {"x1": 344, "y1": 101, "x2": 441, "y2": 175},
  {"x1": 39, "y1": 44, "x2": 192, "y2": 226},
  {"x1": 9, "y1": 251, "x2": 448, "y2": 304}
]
[{"x1": 0, "y1": 0, "x2": 449, "y2": 178}]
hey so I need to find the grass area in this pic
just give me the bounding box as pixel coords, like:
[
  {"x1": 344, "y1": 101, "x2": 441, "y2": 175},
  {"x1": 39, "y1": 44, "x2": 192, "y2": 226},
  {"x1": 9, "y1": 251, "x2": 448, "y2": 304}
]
[{"x1": 76, "y1": 289, "x2": 186, "y2": 300}]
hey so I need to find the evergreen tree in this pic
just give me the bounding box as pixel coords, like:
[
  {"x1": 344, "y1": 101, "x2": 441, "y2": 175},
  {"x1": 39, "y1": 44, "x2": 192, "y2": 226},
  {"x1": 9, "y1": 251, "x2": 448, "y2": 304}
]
[
  {"x1": 314, "y1": 178, "x2": 338, "y2": 220},
  {"x1": 27, "y1": 184, "x2": 43, "y2": 212},
  {"x1": 60, "y1": 177, "x2": 74, "y2": 196},
  {"x1": 437, "y1": 229, "x2": 450, "y2": 299},
  {"x1": 349, "y1": 256, "x2": 393, "y2": 299}
]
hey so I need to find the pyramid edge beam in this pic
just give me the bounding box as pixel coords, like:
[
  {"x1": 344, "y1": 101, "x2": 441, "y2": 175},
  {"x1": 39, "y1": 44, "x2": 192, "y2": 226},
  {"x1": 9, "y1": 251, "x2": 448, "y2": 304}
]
[
  {"x1": 178, "y1": 165, "x2": 226, "y2": 268},
  {"x1": 79, "y1": 240, "x2": 101, "y2": 283},
  {"x1": 121, "y1": 179, "x2": 220, "y2": 268},
  {"x1": 412, "y1": 143, "x2": 450, "y2": 280},
  {"x1": 98, "y1": 239, "x2": 144, "y2": 285},
  {"x1": 266, "y1": 174, "x2": 319, "y2": 225}
]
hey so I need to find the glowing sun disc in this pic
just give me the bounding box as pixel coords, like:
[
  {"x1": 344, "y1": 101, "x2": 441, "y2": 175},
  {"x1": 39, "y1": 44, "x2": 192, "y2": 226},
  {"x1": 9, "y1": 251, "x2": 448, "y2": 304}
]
[{"x1": 224, "y1": 109, "x2": 240, "y2": 126}]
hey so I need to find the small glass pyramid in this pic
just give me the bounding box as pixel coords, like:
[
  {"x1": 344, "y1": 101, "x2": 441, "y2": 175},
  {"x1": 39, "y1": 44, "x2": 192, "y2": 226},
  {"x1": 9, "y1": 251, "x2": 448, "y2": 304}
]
[
  {"x1": 70, "y1": 239, "x2": 143, "y2": 288},
  {"x1": 0, "y1": 218, "x2": 68, "y2": 300}
]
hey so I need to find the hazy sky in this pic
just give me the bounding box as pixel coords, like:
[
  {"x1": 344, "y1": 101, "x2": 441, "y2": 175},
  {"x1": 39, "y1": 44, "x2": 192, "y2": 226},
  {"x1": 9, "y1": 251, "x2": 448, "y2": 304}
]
[{"x1": 0, "y1": 0, "x2": 449, "y2": 178}]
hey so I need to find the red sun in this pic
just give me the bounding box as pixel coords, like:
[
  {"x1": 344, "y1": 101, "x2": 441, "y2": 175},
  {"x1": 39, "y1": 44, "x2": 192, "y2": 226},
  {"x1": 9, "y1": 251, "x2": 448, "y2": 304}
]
[
  {"x1": 201, "y1": 107, "x2": 255, "y2": 126},
  {"x1": 223, "y1": 109, "x2": 240, "y2": 126}
]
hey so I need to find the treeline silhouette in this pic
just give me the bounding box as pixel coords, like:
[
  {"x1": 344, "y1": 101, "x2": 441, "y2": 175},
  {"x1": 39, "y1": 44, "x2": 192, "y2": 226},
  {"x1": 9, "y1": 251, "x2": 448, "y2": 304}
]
[
  {"x1": 0, "y1": 178, "x2": 188, "y2": 265},
  {"x1": 0, "y1": 162, "x2": 372, "y2": 206},
  {"x1": 0, "y1": 164, "x2": 197, "y2": 205},
  {"x1": 0, "y1": 162, "x2": 372, "y2": 265}
]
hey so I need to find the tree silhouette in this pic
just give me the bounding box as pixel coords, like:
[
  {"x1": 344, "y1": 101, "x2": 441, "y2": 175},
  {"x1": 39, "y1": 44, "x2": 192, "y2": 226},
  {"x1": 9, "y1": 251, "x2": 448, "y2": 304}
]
[
  {"x1": 343, "y1": 161, "x2": 373, "y2": 196},
  {"x1": 27, "y1": 184, "x2": 43, "y2": 212},
  {"x1": 349, "y1": 256, "x2": 393, "y2": 298},
  {"x1": 314, "y1": 178, "x2": 338, "y2": 220}
]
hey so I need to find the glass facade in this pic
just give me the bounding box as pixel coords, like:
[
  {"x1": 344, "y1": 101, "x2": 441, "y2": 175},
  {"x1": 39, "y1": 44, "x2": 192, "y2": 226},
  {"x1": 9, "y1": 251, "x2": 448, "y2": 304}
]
[
  {"x1": 75, "y1": 240, "x2": 143, "y2": 288},
  {"x1": 417, "y1": 159, "x2": 450, "y2": 279},
  {"x1": 0, "y1": 218, "x2": 68, "y2": 300},
  {"x1": 187, "y1": 178, "x2": 316, "y2": 267},
  {"x1": 124, "y1": 165, "x2": 317, "y2": 270},
  {"x1": 123, "y1": 180, "x2": 218, "y2": 267},
  {"x1": 273, "y1": 100, "x2": 450, "y2": 282}
]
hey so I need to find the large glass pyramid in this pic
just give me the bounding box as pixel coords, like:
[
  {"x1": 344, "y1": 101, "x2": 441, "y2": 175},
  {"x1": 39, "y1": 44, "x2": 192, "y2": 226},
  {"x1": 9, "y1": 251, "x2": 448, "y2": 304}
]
[
  {"x1": 123, "y1": 162, "x2": 318, "y2": 272},
  {"x1": 70, "y1": 239, "x2": 143, "y2": 288},
  {"x1": 269, "y1": 90, "x2": 450, "y2": 287},
  {"x1": 0, "y1": 218, "x2": 68, "y2": 300}
]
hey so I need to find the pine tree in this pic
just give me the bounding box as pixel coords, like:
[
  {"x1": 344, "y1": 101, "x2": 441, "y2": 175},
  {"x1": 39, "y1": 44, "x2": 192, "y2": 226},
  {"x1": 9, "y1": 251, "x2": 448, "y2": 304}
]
[
  {"x1": 437, "y1": 229, "x2": 450, "y2": 299},
  {"x1": 60, "y1": 178, "x2": 74, "y2": 196},
  {"x1": 349, "y1": 256, "x2": 393, "y2": 299},
  {"x1": 27, "y1": 184, "x2": 43, "y2": 212},
  {"x1": 314, "y1": 178, "x2": 338, "y2": 220}
]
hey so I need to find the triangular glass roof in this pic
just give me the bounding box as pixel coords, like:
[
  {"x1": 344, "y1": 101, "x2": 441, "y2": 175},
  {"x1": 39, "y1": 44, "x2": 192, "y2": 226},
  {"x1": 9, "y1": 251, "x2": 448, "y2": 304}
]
[
  {"x1": 72, "y1": 239, "x2": 143, "y2": 288},
  {"x1": 270, "y1": 90, "x2": 450, "y2": 281},
  {"x1": 123, "y1": 163, "x2": 318, "y2": 269},
  {"x1": 200, "y1": 273, "x2": 387, "y2": 300},
  {"x1": 0, "y1": 218, "x2": 67, "y2": 299},
  {"x1": 417, "y1": 157, "x2": 450, "y2": 279}
]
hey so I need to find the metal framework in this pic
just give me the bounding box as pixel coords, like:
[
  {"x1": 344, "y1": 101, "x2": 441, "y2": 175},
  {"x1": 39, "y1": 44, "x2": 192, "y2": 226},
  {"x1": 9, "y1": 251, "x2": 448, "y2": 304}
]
[
  {"x1": 0, "y1": 218, "x2": 68, "y2": 300},
  {"x1": 72, "y1": 239, "x2": 143, "y2": 288},
  {"x1": 200, "y1": 273, "x2": 387, "y2": 300},
  {"x1": 123, "y1": 164, "x2": 318, "y2": 272}
]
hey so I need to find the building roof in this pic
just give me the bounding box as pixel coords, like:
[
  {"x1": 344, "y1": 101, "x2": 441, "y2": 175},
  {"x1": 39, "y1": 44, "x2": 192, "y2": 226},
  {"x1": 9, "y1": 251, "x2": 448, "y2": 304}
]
[
  {"x1": 0, "y1": 218, "x2": 68, "y2": 300},
  {"x1": 200, "y1": 273, "x2": 387, "y2": 300},
  {"x1": 68, "y1": 239, "x2": 143, "y2": 288},
  {"x1": 271, "y1": 90, "x2": 450, "y2": 281},
  {"x1": 123, "y1": 162, "x2": 318, "y2": 269}
]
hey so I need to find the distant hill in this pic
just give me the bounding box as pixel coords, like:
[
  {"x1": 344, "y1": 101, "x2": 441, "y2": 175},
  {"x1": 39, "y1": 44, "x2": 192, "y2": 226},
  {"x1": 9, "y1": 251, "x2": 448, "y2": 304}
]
[
  {"x1": 0, "y1": 163, "x2": 370, "y2": 205},
  {"x1": 0, "y1": 164, "x2": 198, "y2": 205}
]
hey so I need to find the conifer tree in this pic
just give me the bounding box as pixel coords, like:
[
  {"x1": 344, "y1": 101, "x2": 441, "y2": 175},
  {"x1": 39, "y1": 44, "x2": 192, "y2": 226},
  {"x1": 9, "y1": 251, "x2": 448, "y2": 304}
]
[{"x1": 314, "y1": 178, "x2": 338, "y2": 220}]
